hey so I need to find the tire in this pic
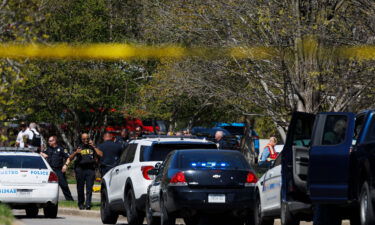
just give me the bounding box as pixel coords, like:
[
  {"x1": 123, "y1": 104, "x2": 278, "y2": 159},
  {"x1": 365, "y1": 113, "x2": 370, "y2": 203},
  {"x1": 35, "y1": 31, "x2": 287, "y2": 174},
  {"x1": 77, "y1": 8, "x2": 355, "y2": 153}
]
[
  {"x1": 313, "y1": 204, "x2": 341, "y2": 225},
  {"x1": 125, "y1": 189, "x2": 144, "y2": 225},
  {"x1": 101, "y1": 188, "x2": 119, "y2": 224},
  {"x1": 43, "y1": 202, "x2": 58, "y2": 218},
  {"x1": 25, "y1": 206, "x2": 39, "y2": 218},
  {"x1": 160, "y1": 196, "x2": 175, "y2": 225},
  {"x1": 146, "y1": 197, "x2": 160, "y2": 225},
  {"x1": 360, "y1": 182, "x2": 375, "y2": 225},
  {"x1": 254, "y1": 195, "x2": 273, "y2": 225},
  {"x1": 281, "y1": 201, "x2": 299, "y2": 225}
]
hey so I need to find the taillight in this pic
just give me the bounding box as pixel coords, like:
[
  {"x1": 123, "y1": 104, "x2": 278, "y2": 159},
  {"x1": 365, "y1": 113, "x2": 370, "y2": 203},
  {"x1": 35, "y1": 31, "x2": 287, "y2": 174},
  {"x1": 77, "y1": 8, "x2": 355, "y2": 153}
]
[
  {"x1": 48, "y1": 172, "x2": 58, "y2": 183},
  {"x1": 253, "y1": 136, "x2": 259, "y2": 140},
  {"x1": 170, "y1": 171, "x2": 187, "y2": 186},
  {"x1": 245, "y1": 172, "x2": 258, "y2": 186},
  {"x1": 141, "y1": 166, "x2": 154, "y2": 180}
]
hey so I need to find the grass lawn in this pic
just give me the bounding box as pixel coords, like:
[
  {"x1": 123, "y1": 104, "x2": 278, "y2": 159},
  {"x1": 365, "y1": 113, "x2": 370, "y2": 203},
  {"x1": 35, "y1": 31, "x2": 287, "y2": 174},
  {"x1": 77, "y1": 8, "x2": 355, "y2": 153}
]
[
  {"x1": 0, "y1": 204, "x2": 14, "y2": 225},
  {"x1": 59, "y1": 200, "x2": 101, "y2": 210}
]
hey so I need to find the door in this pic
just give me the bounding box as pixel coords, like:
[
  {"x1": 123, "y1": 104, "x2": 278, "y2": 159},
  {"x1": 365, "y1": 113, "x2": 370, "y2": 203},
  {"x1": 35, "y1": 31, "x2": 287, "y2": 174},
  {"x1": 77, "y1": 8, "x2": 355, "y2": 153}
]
[
  {"x1": 308, "y1": 112, "x2": 355, "y2": 203},
  {"x1": 281, "y1": 112, "x2": 315, "y2": 203},
  {"x1": 262, "y1": 154, "x2": 282, "y2": 212},
  {"x1": 109, "y1": 143, "x2": 137, "y2": 202}
]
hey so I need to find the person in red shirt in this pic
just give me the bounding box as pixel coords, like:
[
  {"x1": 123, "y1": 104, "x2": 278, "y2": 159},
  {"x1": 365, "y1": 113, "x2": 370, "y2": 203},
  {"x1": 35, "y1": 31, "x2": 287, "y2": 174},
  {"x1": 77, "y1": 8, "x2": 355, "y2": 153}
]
[{"x1": 259, "y1": 137, "x2": 278, "y2": 166}]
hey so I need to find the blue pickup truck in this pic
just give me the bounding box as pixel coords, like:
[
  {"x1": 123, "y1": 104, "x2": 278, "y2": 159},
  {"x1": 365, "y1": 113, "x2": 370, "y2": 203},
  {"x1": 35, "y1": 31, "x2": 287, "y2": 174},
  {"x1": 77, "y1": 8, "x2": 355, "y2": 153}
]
[{"x1": 280, "y1": 110, "x2": 375, "y2": 225}]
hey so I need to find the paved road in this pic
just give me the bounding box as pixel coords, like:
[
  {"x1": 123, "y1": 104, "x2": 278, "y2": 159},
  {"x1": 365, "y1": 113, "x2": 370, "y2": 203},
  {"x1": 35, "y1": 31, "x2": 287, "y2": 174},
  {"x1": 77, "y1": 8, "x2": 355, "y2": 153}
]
[{"x1": 14, "y1": 210, "x2": 351, "y2": 225}]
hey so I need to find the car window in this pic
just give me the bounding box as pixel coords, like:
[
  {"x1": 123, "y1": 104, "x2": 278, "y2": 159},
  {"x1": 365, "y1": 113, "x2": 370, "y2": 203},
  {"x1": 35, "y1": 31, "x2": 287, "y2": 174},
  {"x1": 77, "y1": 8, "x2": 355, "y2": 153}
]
[
  {"x1": 293, "y1": 117, "x2": 314, "y2": 147},
  {"x1": 140, "y1": 143, "x2": 217, "y2": 162},
  {"x1": 273, "y1": 153, "x2": 282, "y2": 167},
  {"x1": 365, "y1": 116, "x2": 375, "y2": 142},
  {"x1": 120, "y1": 144, "x2": 137, "y2": 164},
  {"x1": 354, "y1": 115, "x2": 365, "y2": 142},
  {"x1": 321, "y1": 115, "x2": 348, "y2": 145},
  {"x1": 0, "y1": 156, "x2": 47, "y2": 169},
  {"x1": 178, "y1": 151, "x2": 250, "y2": 170}
]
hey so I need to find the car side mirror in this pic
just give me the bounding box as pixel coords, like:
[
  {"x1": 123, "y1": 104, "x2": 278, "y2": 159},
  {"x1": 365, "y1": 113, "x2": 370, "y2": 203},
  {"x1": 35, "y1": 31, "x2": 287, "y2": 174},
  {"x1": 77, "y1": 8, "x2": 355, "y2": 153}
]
[{"x1": 148, "y1": 169, "x2": 159, "y2": 176}]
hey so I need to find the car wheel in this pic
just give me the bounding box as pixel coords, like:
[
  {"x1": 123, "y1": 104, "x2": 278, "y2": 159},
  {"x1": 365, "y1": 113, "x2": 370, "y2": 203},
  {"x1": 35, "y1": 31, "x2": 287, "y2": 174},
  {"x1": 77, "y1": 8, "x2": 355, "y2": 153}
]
[
  {"x1": 360, "y1": 182, "x2": 375, "y2": 225},
  {"x1": 25, "y1": 206, "x2": 39, "y2": 218},
  {"x1": 161, "y1": 196, "x2": 175, "y2": 225},
  {"x1": 146, "y1": 197, "x2": 160, "y2": 225},
  {"x1": 101, "y1": 188, "x2": 119, "y2": 224},
  {"x1": 125, "y1": 189, "x2": 144, "y2": 225},
  {"x1": 43, "y1": 202, "x2": 58, "y2": 218},
  {"x1": 313, "y1": 204, "x2": 341, "y2": 225},
  {"x1": 254, "y1": 195, "x2": 273, "y2": 225},
  {"x1": 281, "y1": 201, "x2": 299, "y2": 225}
]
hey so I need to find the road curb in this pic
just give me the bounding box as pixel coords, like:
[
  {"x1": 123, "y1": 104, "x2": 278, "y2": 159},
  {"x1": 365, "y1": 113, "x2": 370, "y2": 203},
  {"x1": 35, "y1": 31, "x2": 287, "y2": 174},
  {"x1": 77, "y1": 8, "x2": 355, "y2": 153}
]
[{"x1": 58, "y1": 207, "x2": 100, "y2": 218}]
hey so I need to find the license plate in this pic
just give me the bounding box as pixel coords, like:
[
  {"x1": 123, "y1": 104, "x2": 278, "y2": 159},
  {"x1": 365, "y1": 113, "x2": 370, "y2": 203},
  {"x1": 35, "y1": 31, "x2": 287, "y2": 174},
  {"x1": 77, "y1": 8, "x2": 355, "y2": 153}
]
[
  {"x1": 17, "y1": 190, "x2": 32, "y2": 197},
  {"x1": 208, "y1": 194, "x2": 225, "y2": 203}
]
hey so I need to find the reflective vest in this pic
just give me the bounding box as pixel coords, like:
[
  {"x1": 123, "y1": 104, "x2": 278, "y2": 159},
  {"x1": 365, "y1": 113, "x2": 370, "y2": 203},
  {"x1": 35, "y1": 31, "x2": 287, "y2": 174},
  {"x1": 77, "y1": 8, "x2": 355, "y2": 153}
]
[{"x1": 265, "y1": 144, "x2": 278, "y2": 160}]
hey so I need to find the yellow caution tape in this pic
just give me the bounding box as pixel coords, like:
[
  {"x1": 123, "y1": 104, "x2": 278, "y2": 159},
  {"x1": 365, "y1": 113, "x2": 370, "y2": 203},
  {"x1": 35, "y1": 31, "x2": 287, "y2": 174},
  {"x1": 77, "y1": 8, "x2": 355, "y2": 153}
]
[{"x1": 0, "y1": 43, "x2": 374, "y2": 61}]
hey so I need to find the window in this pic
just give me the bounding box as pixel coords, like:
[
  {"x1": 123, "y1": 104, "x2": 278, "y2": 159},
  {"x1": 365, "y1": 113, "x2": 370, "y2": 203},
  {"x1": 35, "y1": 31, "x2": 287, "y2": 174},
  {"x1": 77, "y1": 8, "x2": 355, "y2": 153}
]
[
  {"x1": 140, "y1": 143, "x2": 217, "y2": 162},
  {"x1": 120, "y1": 144, "x2": 137, "y2": 164},
  {"x1": 322, "y1": 115, "x2": 348, "y2": 145},
  {"x1": 293, "y1": 117, "x2": 314, "y2": 147},
  {"x1": 124, "y1": 144, "x2": 137, "y2": 164},
  {"x1": 354, "y1": 115, "x2": 365, "y2": 141},
  {"x1": 274, "y1": 153, "x2": 282, "y2": 167},
  {"x1": 0, "y1": 156, "x2": 47, "y2": 169},
  {"x1": 365, "y1": 117, "x2": 375, "y2": 142}
]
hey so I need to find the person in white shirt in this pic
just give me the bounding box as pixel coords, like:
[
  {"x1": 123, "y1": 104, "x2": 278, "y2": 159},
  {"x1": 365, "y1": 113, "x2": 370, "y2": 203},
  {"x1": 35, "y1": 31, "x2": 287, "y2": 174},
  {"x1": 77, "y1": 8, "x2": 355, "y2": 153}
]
[
  {"x1": 26, "y1": 122, "x2": 45, "y2": 149},
  {"x1": 15, "y1": 122, "x2": 29, "y2": 148}
]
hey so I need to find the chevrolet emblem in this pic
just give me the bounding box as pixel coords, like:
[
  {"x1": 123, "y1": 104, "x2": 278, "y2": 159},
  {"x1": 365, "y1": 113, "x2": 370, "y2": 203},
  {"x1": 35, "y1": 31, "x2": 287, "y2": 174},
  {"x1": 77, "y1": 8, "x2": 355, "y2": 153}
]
[{"x1": 212, "y1": 174, "x2": 221, "y2": 179}]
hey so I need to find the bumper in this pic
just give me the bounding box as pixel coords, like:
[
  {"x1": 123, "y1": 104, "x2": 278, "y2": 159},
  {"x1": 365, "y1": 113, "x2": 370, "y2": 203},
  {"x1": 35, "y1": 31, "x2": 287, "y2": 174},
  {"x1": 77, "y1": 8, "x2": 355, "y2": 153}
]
[
  {"x1": 0, "y1": 183, "x2": 59, "y2": 206},
  {"x1": 165, "y1": 186, "x2": 255, "y2": 215}
]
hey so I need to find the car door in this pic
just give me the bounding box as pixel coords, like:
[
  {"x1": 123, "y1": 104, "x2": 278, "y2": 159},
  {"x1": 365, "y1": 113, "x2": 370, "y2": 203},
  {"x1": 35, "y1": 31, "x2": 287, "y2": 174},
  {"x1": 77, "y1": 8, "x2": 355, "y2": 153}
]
[
  {"x1": 281, "y1": 112, "x2": 315, "y2": 203},
  {"x1": 308, "y1": 112, "x2": 355, "y2": 203},
  {"x1": 109, "y1": 143, "x2": 138, "y2": 202},
  {"x1": 262, "y1": 154, "x2": 283, "y2": 211}
]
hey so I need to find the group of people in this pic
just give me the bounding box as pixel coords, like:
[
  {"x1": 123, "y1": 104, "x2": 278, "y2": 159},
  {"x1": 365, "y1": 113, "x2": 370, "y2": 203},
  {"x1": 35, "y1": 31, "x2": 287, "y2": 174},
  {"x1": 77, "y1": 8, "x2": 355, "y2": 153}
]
[{"x1": 15, "y1": 123, "x2": 133, "y2": 210}]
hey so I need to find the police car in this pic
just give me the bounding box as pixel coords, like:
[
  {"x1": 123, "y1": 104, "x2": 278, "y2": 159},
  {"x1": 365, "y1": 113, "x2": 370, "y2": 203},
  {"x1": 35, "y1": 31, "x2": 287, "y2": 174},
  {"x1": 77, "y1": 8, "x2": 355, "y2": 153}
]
[
  {"x1": 254, "y1": 145, "x2": 284, "y2": 225},
  {"x1": 0, "y1": 147, "x2": 59, "y2": 218}
]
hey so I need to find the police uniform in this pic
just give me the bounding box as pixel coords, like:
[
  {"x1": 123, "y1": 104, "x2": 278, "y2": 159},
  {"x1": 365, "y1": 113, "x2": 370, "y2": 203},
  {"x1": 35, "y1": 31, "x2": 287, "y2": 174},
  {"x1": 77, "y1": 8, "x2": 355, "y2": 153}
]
[
  {"x1": 98, "y1": 140, "x2": 123, "y2": 177},
  {"x1": 73, "y1": 144, "x2": 98, "y2": 209},
  {"x1": 45, "y1": 146, "x2": 74, "y2": 201}
]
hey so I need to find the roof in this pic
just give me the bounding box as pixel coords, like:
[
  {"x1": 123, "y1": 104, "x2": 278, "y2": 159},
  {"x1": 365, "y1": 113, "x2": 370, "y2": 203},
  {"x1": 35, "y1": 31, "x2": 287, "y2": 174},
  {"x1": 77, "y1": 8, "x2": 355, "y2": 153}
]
[
  {"x1": 133, "y1": 137, "x2": 213, "y2": 144},
  {"x1": 0, "y1": 152, "x2": 41, "y2": 156},
  {"x1": 176, "y1": 149, "x2": 241, "y2": 154}
]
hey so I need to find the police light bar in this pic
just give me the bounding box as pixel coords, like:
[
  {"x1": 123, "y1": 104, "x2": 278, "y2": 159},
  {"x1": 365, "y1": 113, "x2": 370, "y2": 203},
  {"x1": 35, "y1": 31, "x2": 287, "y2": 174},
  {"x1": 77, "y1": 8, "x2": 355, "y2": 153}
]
[{"x1": 0, "y1": 147, "x2": 38, "y2": 152}]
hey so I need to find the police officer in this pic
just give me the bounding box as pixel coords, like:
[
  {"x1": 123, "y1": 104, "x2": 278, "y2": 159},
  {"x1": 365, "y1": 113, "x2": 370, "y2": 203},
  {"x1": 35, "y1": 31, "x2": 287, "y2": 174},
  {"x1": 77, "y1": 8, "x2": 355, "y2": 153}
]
[
  {"x1": 214, "y1": 131, "x2": 227, "y2": 149},
  {"x1": 69, "y1": 133, "x2": 103, "y2": 210},
  {"x1": 40, "y1": 136, "x2": 74, "y2": 201},
  {"x1": 114, "y1": 129, "x2": 129, "y2": 150},
  {"x1": 98, "y1": 132, "x2": 123, "y2": 177}
]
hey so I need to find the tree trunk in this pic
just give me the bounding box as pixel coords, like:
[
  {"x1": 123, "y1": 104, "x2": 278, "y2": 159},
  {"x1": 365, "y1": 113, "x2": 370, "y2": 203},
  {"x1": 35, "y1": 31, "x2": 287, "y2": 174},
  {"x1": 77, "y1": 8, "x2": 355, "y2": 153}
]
[{"x1": 55, "y1": 123, "x2": 73, "y2": 152}]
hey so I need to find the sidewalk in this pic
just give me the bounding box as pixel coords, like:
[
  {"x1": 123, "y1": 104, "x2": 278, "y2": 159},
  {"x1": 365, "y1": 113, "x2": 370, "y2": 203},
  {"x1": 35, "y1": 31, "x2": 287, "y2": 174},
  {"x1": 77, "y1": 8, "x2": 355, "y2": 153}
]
[{"x1": 59, "y1": 184, "x2": 100, "y2": 203}]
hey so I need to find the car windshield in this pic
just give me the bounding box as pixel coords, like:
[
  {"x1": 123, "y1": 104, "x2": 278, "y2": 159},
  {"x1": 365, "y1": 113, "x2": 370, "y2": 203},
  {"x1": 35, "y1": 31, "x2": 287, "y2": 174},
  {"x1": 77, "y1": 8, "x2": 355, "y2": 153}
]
[
  {"x1": 0, "y1": 155, "x2": 47, "y2": 169},
  {"x1": 178, "y1": 151, "x2": 251, "y2": 170},
  {"x1": 140, "y1": 143, "x2": 217, "y2": 162}
]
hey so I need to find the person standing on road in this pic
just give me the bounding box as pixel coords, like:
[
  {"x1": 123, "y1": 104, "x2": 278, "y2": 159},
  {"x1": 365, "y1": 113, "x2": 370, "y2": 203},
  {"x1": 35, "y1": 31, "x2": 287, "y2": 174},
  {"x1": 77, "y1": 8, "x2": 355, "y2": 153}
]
[
  {"x1": 115, "y1": 128, "x2": 129, "y2": 150},
  {"x1": 98, "y1": 132, "x2": 123, "y2": 177},
  {"x1": 15, "y1": 122, "x2": 29, "y2": 148},
  {"x1": 69, "y1": 133, "x2": 103, "y2": 210},
  {"x1": 215, "y1": 131, "x2": 227, "y2": 149},
  {"x1": 40, "y1": 136, "x2": 74, "y2": 201},
  {"x1": 259, "y1": 137, "x2": 278, "y2": 166}
]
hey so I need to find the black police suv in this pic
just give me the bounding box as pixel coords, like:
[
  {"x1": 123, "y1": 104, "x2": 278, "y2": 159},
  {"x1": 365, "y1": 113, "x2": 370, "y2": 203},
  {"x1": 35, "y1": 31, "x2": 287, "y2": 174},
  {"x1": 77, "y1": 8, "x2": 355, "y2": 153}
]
[{"x1": 145, "y1": 149, "x2": 257, "y2": 225}]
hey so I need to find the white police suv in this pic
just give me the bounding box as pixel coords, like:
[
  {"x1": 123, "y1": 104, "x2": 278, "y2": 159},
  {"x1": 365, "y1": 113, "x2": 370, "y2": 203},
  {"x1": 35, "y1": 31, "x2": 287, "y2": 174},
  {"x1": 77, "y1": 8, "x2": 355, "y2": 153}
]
[
  {"x1": 100, "y1": 136, "x2": 218, "y2": 225},
  {"x1": 254, "y1": 145, "x2": 284, "y2": 225},
  {"x1": 0, "y1": 147, "x2": 59, "y2": 218}
]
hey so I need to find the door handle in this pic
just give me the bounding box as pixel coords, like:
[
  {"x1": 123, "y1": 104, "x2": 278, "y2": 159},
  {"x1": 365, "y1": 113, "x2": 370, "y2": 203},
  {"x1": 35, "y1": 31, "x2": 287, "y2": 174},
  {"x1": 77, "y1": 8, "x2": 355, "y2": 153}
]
[{"x1": 127, "y1": 165, "x2": 131, "y2": 169}]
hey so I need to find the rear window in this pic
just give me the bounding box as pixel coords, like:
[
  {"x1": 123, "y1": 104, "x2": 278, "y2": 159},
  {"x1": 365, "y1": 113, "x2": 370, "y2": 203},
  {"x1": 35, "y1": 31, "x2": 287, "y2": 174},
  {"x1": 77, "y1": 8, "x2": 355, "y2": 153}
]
[
  {"x1": 0, "y1": 156, "x2": 47, "y2": 169},
  {"x1": 178, "y1": 151, "x2": 250, "y2": 170},
  {"x1": 140, "y1": 143, "x2": 217, "y2": 162}
]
